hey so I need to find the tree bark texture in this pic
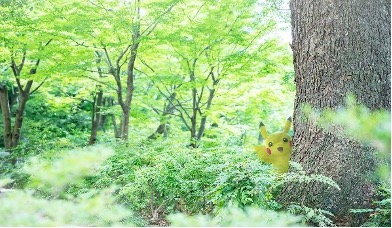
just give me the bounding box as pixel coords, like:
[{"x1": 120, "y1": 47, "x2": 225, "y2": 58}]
[{"x1": 281, "y1": 0, "x2": 390, "y2": 226}]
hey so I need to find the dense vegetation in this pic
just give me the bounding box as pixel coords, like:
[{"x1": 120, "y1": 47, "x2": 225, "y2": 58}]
[{"x1": 0, "y1": 0, "x2": 390, "y2": 226}]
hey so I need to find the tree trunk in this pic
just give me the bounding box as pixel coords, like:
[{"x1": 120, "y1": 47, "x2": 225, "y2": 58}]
[
  {"x1": 196, "y1": 85, "x2": 216, "y2": 141},
  {"x1": 98, "y1": 98, "x2": 107, "y2": 132},
  {"x1": 148, "y1": 93, "x2": 176, "y2": 140},
  {"x1": 89, "y1": 88, "x2": 103, "y2": 145},
  {"x1": 120, "y1": 30, "x2": 139, "y2": 141},
  {"x1": 0, "y1": 84, "x2": 12, "y2": 150},
  {"x1": 11, "y1": 89, "x2": 30, "y2": 147},
  {"x1": 279, "y1": 0, "x2": 390, "y2": 226}
]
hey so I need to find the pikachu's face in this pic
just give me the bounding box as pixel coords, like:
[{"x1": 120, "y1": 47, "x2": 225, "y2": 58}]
[
  {"x1": 264, "y1": 132, "x2": 292, "y2": 156},
  {"x1": 254, "y1": 117, "x2": 293, "y2": 173}
]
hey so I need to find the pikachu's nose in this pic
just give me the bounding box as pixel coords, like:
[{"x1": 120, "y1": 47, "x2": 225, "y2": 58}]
[{"x1": 277, "y1": 147, "x2": 283, "y2": 152}]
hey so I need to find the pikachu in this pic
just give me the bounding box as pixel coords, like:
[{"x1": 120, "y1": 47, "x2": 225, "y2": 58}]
[{"x1": 254, "y1": 117, "x2": 293, "y2": 173}]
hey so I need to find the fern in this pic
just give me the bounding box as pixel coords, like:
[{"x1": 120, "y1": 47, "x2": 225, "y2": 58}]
[
  {"x1": 274, "y1": 162, "x2": 339, "y2": 226},
  {"x1": 275, "y1": 161, "x2": 341, "y2": 191},
  {"x1": 288, "y1": 204, "x2": 335, "y2": 227},
  {"x1": 350, "y1": 184, "x2": 391, "y2": 227}
]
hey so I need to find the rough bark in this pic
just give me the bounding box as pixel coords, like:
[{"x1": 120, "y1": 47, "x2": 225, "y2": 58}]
[{"x1": 279, "y1": 0, "x2": 390, "y2": 226}]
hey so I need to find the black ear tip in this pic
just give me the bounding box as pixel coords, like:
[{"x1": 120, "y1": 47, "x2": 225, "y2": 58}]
[
  {"x1": 259, "y1": 121, "x2": 264, "y2": 127},
  {"x1": 287, "y1": 117, "x2": 292, "y2": 122}
]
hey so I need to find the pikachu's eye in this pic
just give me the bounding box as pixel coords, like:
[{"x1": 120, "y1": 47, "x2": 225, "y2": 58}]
[
  {"x1": 268, "y1": 142, "x2": 273, "y2": 147},
  {"x1": 283, "y1": 138, "x2": 288, "y2": 142}
]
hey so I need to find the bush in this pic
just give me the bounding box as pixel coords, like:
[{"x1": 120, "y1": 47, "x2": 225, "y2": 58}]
[
  {"x1": 208, "y1": 152, "x2": 279, "y2": 210},
  {"x1": 168, "y1": 205, "x2": 304, "y2": 227},
  {"x1": 82, "y1": 140, "x2": 278, "y2": 225},
  {"x1": 0, "y1": 146, "x2": 140, "y2": 226}
]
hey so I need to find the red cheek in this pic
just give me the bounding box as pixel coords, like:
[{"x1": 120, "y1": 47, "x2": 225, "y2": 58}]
[
  {"x1": 289, "y1": 141, "x2": 293, "y2": 147},
  {"x1": 266, "y1": 148, "x2": 271, "y2": 155}
]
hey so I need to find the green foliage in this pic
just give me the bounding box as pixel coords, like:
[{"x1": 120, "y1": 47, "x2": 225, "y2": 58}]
[
  {"x1": 274, "y1": 162, "x2": 340, "y2": 227},
  {"x1": 287, "y1": 204, "x2": 334, "y2": 227},
  {"x1": 73, "y1": 140, "x2": 288, "y2": 224},
  {"x1": 301, "y1": 96, "x2": 391, "y2": 226},
  {"x1": 168, "y1": 205, "x2": 303, "y2": 227},
  {"x1": 0, "y1": 146, "x2": 140, "y2": 226},
  {"x1": 209, "y1": 153, "x2": 279, "y2": 210},
  {"x1": 350, "y1": 184, "x2": 391, "y2": 227},
  {"x1": 304, "y1": 95, "x2": 391, "y2": 183},
  {"x1": 24, "y1": 146, "x2": 113, "y2": 194},
  {"x1": 0, "y1": 0, "x2": 301, "y2": 226},
  {"x1": 278, "y1": 162, "x2": 341, "y2": 191}
]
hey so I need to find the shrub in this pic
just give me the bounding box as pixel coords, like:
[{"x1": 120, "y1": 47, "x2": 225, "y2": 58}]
[
  {"x1": 0, "y1": 146, "x2": 139, "y2": 226},
  {"x1": 168, "y1": 205, "x2": 304, "y2": 227}
]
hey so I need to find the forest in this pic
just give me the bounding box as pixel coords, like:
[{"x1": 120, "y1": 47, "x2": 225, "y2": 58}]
[{"x1": 0, "y1": 0, "x2": 390, "y2": 227}]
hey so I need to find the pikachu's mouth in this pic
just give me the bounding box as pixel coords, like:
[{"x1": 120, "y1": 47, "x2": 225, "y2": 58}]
[{"x1": 277, "y1": 147, "x2": 283, "y2": 152}]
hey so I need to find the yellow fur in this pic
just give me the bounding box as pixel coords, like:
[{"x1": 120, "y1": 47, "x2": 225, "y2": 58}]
[{"x1": 254, "y1": 117, "x2": 292, "y2": 173}]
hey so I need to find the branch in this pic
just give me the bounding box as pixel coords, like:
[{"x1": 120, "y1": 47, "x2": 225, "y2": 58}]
[
  {"x1": 15, "y1": 78, "x2": 23, "y2": 94},
  {"x1": 141, "y1": 1, "x2": 179, "y2": 37},
  {"x1": 82, "y1": 75, "x2": 117, "y2": 90},
  {"x1": 116, "y1": 44, "x2": 131, "y2": 69},
  {"x1": 69, "y1": 37, "x2": 95, "y2": 48},
  {"x1": 10, "y1": 57, "x2": 18, "y2": 76},
  {"x1": 102, "y1": 46, "x2": 115, "y2": 75},
  {"x1": 139, "y1": 57, "x2": 156, "y2": 73},
  {"x1": 154, "y1": 82, "x2": 191, "y2": 130},
  {"x1": 18, "y1": 51, "x2": 27, "y2": 74},
  {"x1": 30, "y1": 77, "x2": 48, "y2": 95}
]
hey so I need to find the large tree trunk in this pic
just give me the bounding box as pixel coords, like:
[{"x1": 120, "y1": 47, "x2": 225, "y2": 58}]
[{"x1": 280, "y1": 0, "x2": 390, "y2": 226}]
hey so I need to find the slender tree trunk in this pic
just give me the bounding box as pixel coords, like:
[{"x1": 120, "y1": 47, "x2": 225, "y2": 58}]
[
  {"x1": 11, "y1": 89, "x2": 30, "y2": 147},
  {"x1": 99, "y1": 98, "x2": 107, "y2": 132},
  {"x1": 121, "y1": 28, "x2": 140, "y2": 141},
  {"x1": 106, "y1": 97, "x2": 120, "y2": 138},
  {"x1": 0, "y1": 84, "x2": 12, "y2": 150},
  {"x1": 279, "y1": 0, "x2": 390, "y2": 226},
  {"x1": 148, "y1": 93, "x2": 176, "y2": 140},
  {"x1": 189, "y1": 69, "x2": 198, "y2": 148},
  {"x1": 196, "y1": 80, "x2": 217, "y2": 140},
  {"x1": 89, "y1": 88, "x2": 103, "y2": 145},
  {"x1": 8, "y1": 80, "x2": 33, "y2": 149}
]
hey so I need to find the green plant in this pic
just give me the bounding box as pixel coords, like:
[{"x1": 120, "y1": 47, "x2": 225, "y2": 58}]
[
  {"x1": 277, "y1": 162, "x2": 341, "y2": 191},
  {"x1": 276, "y1": 162, "x2": 340, "y2": 226},
  {"x1": 208, "y1": 152, "x2": 279, "y2": 210},
  {"x1": 0, "y1": 145, "x2": 140, "y2": 226},
  {"x1": 168, "y1": 205, "x2": 304, "y2": 227},
  {"x1": 350, "y1": 184, "x2": 391, "y2": 227},
  {"x1": 287, "y1": 204, "x2": 334, "y2": 227},
  {"x1": 88, "y1": 140, "x2": 224, "y2": 224}
]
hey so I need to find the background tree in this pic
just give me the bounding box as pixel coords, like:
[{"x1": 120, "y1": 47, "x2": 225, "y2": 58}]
[
  {"x1": 0, "y1": 0, "x2": 60, "y2": 150},
  {"x1": 279, "y1": 0, "x2": 390, "y2": 226},
  {"x1": 140, "y1": 0, "x2": 281, "y2": 147}
]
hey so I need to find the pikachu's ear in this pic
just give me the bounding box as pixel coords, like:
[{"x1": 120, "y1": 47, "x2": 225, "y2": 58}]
[
  {"x1": 259, "y1": 121, "x2": 268, "y2": 139},
  {"x1": 283, "y1": 117, "x2": 292, "y2": 133}
]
